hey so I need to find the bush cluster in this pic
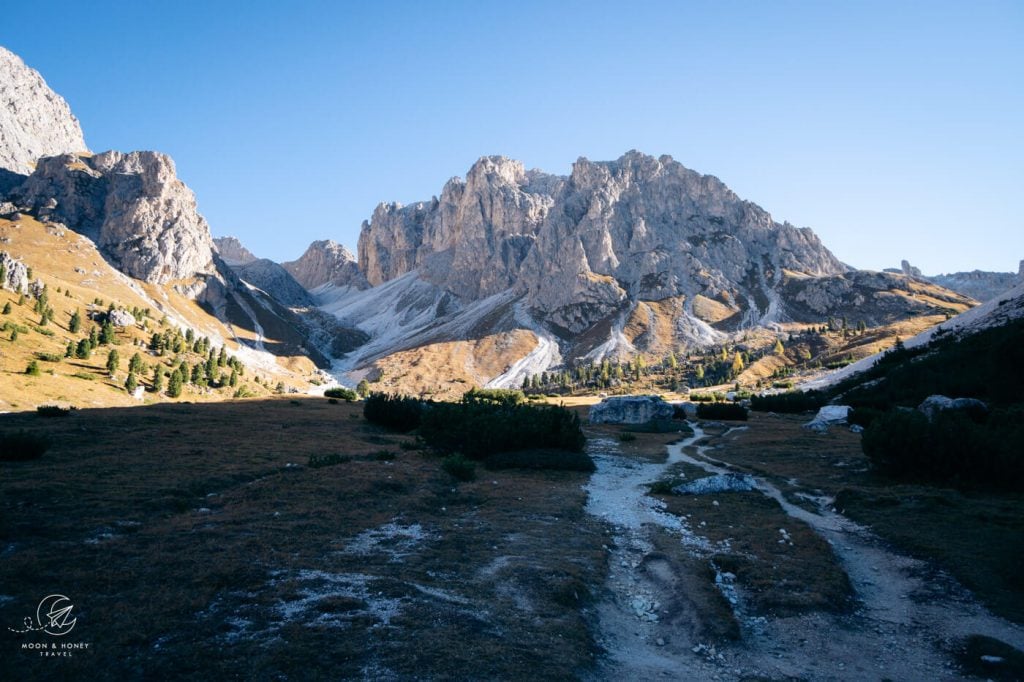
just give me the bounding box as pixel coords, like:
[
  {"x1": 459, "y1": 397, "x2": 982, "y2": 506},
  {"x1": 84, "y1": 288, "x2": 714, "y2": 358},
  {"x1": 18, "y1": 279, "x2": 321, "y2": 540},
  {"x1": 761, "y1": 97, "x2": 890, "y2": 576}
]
[
  {"x1": 363, "y1": 393, "x2": 423, "y2": 432},
  {"x1": 36, "y1": 405, "x2": 72, "y2": 418},
  {"x1": 324, "y1": 387, "x2": 358, "y2": 401},
  {"x1": 696, "y1": 402, "x2": 748, "y2": 421},
  {"x1": 750, "y1": 390, "x2": 826, "y2": 414},
  {"x1": 862, "y1": 407, "x2": 1024, "y2": 490},
  {"x1": 442, "y1": 454, "x2": 476, "y2": 481}
]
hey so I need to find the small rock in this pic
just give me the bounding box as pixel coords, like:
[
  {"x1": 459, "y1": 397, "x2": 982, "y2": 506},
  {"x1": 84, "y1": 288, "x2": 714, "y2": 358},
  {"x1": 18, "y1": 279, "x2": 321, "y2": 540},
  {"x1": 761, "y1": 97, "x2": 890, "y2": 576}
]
[{"x1": 656, "y1": 637, "x2": 666, "y2": 646}]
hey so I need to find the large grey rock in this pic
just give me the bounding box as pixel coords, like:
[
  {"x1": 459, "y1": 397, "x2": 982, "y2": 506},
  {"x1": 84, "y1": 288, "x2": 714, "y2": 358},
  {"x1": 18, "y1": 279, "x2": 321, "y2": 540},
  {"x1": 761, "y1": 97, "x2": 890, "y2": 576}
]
[
  {"x1": 589, "y1": 395, "x2": 675, "y2": 425},
  {"x1": 673, "y1": 473, "x2": 757, "y2": 495},
  {"x1": 234, "y1": 258, "x2": 313, "y2": 307},
  {"x1": 0, "y1": 46, "x2": 88, "y2": 175},
  {"x1": 802, "y1": 404, "x2": 851, "y2": 433},
  {"x1": 106, "y1": 309, "x2": 136, "y2": 328},
  {"x1": 213, "y1": 236, "x2": 258, "y2": 266},
  {"x1": 11, "y1": 151, "x2": 216, "y2": 284},
  {"x1": 917, "y1": 395, "x2": 988, "y2": 421},
  {"x1": 0, "y1": 250, "x2": 29, "y2": 293},
  {"x1": 282, "y1": 239, "x2": 367, "y2": 291}
]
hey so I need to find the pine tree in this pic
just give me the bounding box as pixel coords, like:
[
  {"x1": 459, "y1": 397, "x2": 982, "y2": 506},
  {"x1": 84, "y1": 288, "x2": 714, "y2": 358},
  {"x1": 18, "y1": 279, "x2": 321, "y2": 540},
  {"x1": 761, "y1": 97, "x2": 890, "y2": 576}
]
[
  {"x1": 99, "y1": 321, "x2": 115, "y2": 345},
  {"x1": 773, "y1": 339, "x2": 785, "y2": 356},
  {"x1": 695, "y1": 364, "x2": 705, "y2": 380},
  {"x1": 88, "y1": 326, "x2": 99, "y2": 347},
  {"x1": 665, "y1": 353, "x2": 678, "y2": 370},
  {"x1": 129, "y1": 352, "x2": 144, "y2": 375},
  {"x1": 10, "y1": 328, "x2": 18, "y2": 342},
  {"x1": 356, "y1": 379, "x2": 370, "y2": 397},
  {"x1": 25, "y1": 360, "x2": 40, "y2": 376},
  {"x1": 106, "y1": 349, "x2": 120, "y2": 374},
  {"x1": 168, "y1": 370, "x2": 183, "y2": 398},
  {"x1": 75, "y1": 339, "x2": 91, "y2": 359},
  {"x1": 125, "y1": 371, "x2": 138, "y2": 393},
  {"x1": 152, "y1": 367, "x2": 164, "y2": 393},
  {"x1": 65, "y1": 341, "x2": 75, "y2": 358},
  {"x1": 731, "y1": 353, "x2": 745, "y2": 374},
  {"x1": 2, "y1": 302, "x2": 11, "y2": 315},
  {"x1": 0, "y1": 262, "x2": 5, "y2": 283},
  {"x1": 217, "y1": 346, "x2": 227, "y2": 367},
  {"x1": 17, "y1": 293, "x2": 25, "y2": 306}
]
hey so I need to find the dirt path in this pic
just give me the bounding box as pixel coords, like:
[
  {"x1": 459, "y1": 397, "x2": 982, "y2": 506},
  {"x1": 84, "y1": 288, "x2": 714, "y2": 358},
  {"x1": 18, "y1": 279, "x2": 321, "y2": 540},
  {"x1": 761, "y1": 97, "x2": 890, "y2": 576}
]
[{"x1": 585, "y1": 422, "x2": 1024, "y2": 680}]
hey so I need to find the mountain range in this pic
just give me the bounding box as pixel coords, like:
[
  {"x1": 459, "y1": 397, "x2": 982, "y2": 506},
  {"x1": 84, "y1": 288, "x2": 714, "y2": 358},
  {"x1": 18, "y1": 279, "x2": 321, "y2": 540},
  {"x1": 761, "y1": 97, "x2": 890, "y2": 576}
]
[{"x1": 1, "y1": 44, "x2": 1019, "y2": 404}]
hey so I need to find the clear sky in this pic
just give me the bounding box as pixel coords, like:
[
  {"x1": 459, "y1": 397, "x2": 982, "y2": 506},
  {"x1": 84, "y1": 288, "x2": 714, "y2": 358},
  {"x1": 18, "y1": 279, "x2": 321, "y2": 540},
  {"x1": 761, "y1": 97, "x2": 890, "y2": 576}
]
[{"x1": 2, "y1": 1, "x2": 1021, "y2": 274}]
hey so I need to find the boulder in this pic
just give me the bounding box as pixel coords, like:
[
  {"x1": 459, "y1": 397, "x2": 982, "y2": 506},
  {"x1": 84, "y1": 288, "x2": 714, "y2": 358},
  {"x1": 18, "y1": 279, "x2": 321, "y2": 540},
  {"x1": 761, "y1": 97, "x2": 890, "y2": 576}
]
[
  {"x1": 917, "y1": 395, "x2": 989, "y2": 421},
  {"x1": 802, "y1": 404, "x2": 851, "y2": 432},
  {"x1": 107, "y1": 309, "x2": 136, "y2": 328},
  {"x1": 673, "y1": 473, "x2": 758, "y2": 495},
  {"x1": 589, "y1": 395, "x2": 675, "y2": 425}
]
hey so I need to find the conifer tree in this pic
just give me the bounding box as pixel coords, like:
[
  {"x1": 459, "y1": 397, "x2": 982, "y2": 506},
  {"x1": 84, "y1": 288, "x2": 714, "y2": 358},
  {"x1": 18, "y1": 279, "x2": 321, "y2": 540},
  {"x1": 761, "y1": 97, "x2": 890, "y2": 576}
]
[
  {"x1": 100, "y1": 321, "x2": 115, "y2": 345},
  {"x1": 10, "y1": 328, "x2": 18, "y2": 342},
  {"x1": 106, "y1": 349, "x2": 120, "y2": 374},
  {"x1": 129, "y1": 352, "x2": 144, "y2": 375},
  {"x1": 773, "y1": 339, "x2": 785, "y2": 355},
  {"x1": 69, "y1": 309, "x2": 81, "y2": 333},
  {"x1": 125, "y1": 371, "x2": 138, "y2": 393},
  {"x1": 88, "y1": 326, "x2": 99, "y2": 347},
  {"x1": 152, "y1": 366, "x2": 164, "y2": 393},
  {"x1": 65, "y1": 340, "x2": 75, "y2": 358},
  {"x1": 75, "y1": 339, "x2": 91, "y2": 359},
  {"x1": 356, "y1": 379, "x2": 370, "y2": 397},
  {"x1": 731, "y1": 353, "x2": 745, "y2": 374},
  {"x1": 2, "y1": 301, "x2": 10, "y2": 315},
  {"x1": 168, "y1": 370, "x2": 183, "y2": 397},
  {"x1": 25, "y1": 360, "x2": 40, "y2": 376}
]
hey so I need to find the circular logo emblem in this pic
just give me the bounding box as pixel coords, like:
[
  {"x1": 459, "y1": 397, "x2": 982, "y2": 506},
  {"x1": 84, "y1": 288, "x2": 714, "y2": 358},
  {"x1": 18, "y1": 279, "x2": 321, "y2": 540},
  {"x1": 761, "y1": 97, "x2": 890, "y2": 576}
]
[{"x1": 36, "y1": 594, "x2": 77, "y2": 636}]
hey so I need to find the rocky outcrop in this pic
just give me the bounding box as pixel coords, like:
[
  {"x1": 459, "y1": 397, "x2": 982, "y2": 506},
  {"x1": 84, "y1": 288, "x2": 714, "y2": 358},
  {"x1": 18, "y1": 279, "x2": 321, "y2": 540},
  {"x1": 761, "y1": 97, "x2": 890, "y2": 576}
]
[
  {"x1": 106, "y1": 309, "x2": 137, "y2": 328},
  {"x1": 0, "y1": 250, "x2": 29, "y2": 293},
  {"x1": 917, "y1": 395, "x2": 988, "y2": 422},
  {"x1": 234, "y1": 258, "x2": 313, "y2": 307},
  {"x1": 588, "y1": 395, "x2": 675, "y2": 425},
  {"x1": 891, "y1": 259, "x2": 1021, "y2": 302},
  {"x1": 0, "y1": 46, "x2": 88, "y2": 175},
  {"x1": 213, "y1": 236, "x2": 258, "y2": 266},
  {"x1": 10, "y1": 151, "x2": 216, "y2": 284},
  {"x1": 283, "y1": 239, "x2": 367, "y2": 291},
  {"x1": 802, "y1": 405, "x2": 851, "y2": 432},
  {"x1": 357, "y1": 152, "x2": 850, "y2": 337}
]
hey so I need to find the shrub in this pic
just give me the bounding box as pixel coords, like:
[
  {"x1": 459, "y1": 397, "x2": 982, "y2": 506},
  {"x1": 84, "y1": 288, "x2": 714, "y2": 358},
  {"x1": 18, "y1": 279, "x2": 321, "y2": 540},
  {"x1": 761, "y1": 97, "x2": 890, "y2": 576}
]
[
  {"x1": 696, "y1": 402, "x2": 748, "y2": 421},
  {"x1": 618, "y1": 432, "x2": 637, "y2": 442},
  {"x1": 36, "y1": 405, "x2": 72, "y2": 417},
  {"x1": 750, "y1": 390, "x2": 826, "y2": 413},
  {"x1": 324, "y1": 387, "x2": 358, "y2": 401},
  {"x1": 25, "y1": 360, "x2": 41, "y2": 376},
  {"x1": 363, "y1": 393, "x2": 423, "y2": 432},
  {"x1": 308, "y1": 453, "x2": 351, "y2": 469},
  {"x1": 863, "y1": 407, "x2": 1024, "y2": 490},
  {"x1": 484, "y1": 449, "x2": 596, "y2": 473},
  {"x1": 848, "y1": 407, "x2": 884, "y2": 429},
  {"x1": 461, "y1": 387, "x2": 526, "y2": 407},
  {"x1": 0, "y1": 431, "x2": 49, "y2": 461},
  {"x1": 35, "y1": 352, "x2": 63, "y2": 362},
  {"x1": 370, "y1": 450, "x2": 397, "y2": 461},
  {"x1": 442, "y1": 454, "x2": 476, "y2": 481},
  {"x1": 419, "y1": 401, "x2": 586, "y2": 459}
]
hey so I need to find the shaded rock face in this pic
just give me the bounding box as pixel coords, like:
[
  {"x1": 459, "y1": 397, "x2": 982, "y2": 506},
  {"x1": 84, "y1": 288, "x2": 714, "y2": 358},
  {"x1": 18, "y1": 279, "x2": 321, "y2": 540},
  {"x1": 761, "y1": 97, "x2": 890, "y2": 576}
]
[
  {"x1": 11, "y1": 151, "x2": 215, "y2": 283},
  {"x1": 588, "y1": 395, "x2": 675, "y2": 425},
  {"x1": 234, "y1": 258, "x2": 313, "y2": 308},
  {"x1": 917, "y1": 395, "x2": 988, "y2": 422},
  {"x1": 358, "y1": 151, "x2": 849, "y2": 335},
  {"x1": 213, "y1": 236, "x2": 258, "y2": 266},
  {"x1": 283, "y1": 239, "x2": 367, "y2": 291},
  {"x1": 0, "y1": 46, "x2": 88, "y2": 175}
]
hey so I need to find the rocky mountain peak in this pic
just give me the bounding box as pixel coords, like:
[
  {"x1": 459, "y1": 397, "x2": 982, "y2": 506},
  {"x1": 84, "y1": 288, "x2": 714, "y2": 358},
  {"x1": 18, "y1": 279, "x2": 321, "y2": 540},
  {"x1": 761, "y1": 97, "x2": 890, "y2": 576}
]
[
  {"x1": 0, "y1": 46, "x2": 88, "y2": 175},
  {"x1": 214, "y1": 236, "x2": 258, "y2": 266},
  {"x1": 11, "y1": 150, "x2": 215, "y2": 284},
  {"x1": 282, "y1": 239, "x2": 367, "y2": 291}
]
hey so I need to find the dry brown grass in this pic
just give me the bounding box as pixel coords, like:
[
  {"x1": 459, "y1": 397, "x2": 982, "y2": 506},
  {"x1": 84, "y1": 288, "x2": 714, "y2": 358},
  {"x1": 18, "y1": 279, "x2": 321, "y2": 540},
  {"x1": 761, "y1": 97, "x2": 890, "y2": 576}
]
[
  {"x1": 0, "y1": 398, "x2": 605, "y2": 679},
  {"x1": 0, "y1": 216, "x2": 314, "y2": 412}
]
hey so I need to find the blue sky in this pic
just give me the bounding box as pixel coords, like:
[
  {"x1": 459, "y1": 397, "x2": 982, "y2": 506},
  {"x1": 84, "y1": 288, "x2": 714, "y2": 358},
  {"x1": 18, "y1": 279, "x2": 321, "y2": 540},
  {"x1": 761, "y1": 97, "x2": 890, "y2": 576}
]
[{"x1": 2, "y1": 1, "x2": 1021, "y2": 273}]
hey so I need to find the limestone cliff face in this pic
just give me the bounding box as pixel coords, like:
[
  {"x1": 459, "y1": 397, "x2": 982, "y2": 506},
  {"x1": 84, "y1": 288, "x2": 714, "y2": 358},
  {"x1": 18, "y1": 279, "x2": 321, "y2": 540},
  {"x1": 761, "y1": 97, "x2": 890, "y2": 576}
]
[
  {"x1": 0, "y1": 46, "x2": 88, "y2": 175},
  {"x1": 234, "y1": 258, "x2": 313, "y2": 308},
  {"x1": 357, "y1": 151, "x2": 848, "y2": 333},
  {"x1": 213, "y1": 236, "x2": 258, "y2": 266},
  {"x1": 11, "y1": 151, "x2": 216, "y2": 284},
  {"x1": 893, "y1": 259, "x2": 1023, "y2": 303},
  {"x1": 359, "y1": 156, "x2": 559, "y2": 299},
  {"x1": 282, "y1": 239, "x2": 367, "y2": 291}
]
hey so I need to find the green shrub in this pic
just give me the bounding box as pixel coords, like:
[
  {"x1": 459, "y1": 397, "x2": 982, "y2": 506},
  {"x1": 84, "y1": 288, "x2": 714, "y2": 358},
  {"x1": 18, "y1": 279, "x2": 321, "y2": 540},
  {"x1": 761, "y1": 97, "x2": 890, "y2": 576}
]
[
  {"x1": 25, "y1": 360, "x2": 41, "y2": 376},
  {"x1": 750, "y1": 390, "x2": 826, "y2": 413},
  {"x1": 308, "y1": 453, "x2": 351, "y2": 469},
  {"x1": 442, "y1": 454, "x2": 476, "y2": 481},
  {"x1": 71, "y1": 371, "x2": 97, "y2": 381},
  {"x1": 363, "y1": 393, "x2": 423, "y2": 432},
  {"x1": 0, "y1": 431, "x2": 49, "y2": 461},
  {"x1": 324, "y1": 387, "x2": 358, "y2": 401},
  {"x1": 618, "y1": 432, "x2": 637, "y2": 442},
  {"x1": 462, "y1": 387, "x2": 526, "y2": 407},
  {"x1": 484, "y1": 449, "x2": 596, "y2": 473},
  {"x1": 772, "y1": 380, "x2": 794, "y2": 389},
  {"x1": 36, "y1": 405, "x2": 72, "y2": 417},
  {"x1": 370, "y1": 450, "x2": 397, "y2": 461},
  {"x1": 35, "y1": 352, "x2": 63, "y2": 362},
  {"x1": 696, "y1": 402, "x2": 748, "y2": 420},
  {"x1": 863, "y1": 407, "x2": 1024, "y2": 490},
  {"x1": 419, "y1": 400, "x2": 586, "y2": 459}
]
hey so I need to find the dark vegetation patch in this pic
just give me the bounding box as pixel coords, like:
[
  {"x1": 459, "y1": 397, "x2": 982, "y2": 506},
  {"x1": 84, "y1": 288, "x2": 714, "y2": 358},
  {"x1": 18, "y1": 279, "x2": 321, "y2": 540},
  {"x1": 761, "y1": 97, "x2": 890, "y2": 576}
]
[
  {"x1": 953, "y1": 634, "x2": 1024, "y2": 682},
  {"x1": 485, "y1": 448, "x2": 596, "y2": 473},
  {"x1": 36, "y1": 404, "x2": 73, "y2": 417},
  {"x1": 750, "y1": 390, "x2": 826, "y2": 413},
  {"x1": 696, "y1": 402, "x2": 748, "y2": 421},
  {"x1": 0, "y1": 430, "x2": 49, "y2": 460},
  {"x1": 324, "y1": 387, "x2": 358, "y2": 401}
]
